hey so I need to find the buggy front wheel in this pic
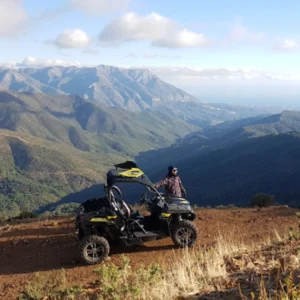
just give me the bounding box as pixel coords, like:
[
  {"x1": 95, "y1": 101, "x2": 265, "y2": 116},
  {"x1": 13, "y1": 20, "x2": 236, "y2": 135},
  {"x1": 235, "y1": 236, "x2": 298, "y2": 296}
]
[
  {"x1": 80, "y1": 235, "x2": 110, "y2": 265},
  {"x1": 171, "y1": 220, "x2": 198, "y2": 248}
]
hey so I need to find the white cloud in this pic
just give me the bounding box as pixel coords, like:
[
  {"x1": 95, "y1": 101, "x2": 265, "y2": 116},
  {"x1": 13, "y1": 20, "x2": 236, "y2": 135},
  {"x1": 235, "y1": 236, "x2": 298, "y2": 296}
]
[
  {"x1": 82, "y1": 48, "x2": 100, "y2": 55},
  {"x1": 148, "y1": 67, "x2": 300, "y2": 106},
  {"x1": 10, "y1": 56, "x2": 83, "y2": 68},
  {"x1": 0, "y1": 0, "x2": 28, "y2": 36},
  {"x1": 3, "y1": 58, "x2": 300, "y2": 84},
  {"x1": 149, "y1": 67, "x2": 300, "y2": 82},
  {"x1": 52, "y1": 29, "x2": 90, "y2": 49},
  {"x1": 71, "y1": 0, "x2": 129, "y2": 15},
  {"x1": 98, "y1": 12, "x2": 210, "y2": 48},
  {"x1": 273, "y1": 39, "x2": 298, "y2": 51}
]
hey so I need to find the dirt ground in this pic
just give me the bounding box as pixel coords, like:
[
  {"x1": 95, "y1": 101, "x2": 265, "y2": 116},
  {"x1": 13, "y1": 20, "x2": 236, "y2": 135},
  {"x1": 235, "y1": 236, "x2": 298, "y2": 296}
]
[{"x1": 0, "y1": 206, "x2": 299, "y2": 299}]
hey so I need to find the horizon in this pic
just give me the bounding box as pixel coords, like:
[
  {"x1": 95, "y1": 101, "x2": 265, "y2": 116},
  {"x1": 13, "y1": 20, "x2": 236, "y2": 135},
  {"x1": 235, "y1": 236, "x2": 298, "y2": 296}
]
[{"x1": 1, "y1": 0, "x2": 300, "y2": 106}]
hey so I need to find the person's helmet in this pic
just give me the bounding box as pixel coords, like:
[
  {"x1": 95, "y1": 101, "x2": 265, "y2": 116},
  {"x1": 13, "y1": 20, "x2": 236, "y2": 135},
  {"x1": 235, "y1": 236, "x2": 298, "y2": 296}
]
[{"x1": 168, "y1": 165, "x2": 178, "y2": 175}]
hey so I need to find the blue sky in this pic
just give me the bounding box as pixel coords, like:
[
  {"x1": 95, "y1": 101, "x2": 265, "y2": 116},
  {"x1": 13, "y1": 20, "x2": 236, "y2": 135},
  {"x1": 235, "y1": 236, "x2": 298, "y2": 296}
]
[{"x1": 1, "y1": 0, "x2": 300, "y2": 105}]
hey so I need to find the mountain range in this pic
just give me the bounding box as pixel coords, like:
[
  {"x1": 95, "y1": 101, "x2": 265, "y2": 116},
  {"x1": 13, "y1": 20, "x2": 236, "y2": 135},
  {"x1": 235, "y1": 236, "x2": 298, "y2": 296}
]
[
  {"x1": 137, "y1": 110, "x2": 300, "y2": 169},
  {"x1": 0, "y1": 66, "x2": 283, "y2": 127},
  {"x1": 139, "y1": 110, "x2": 300, "y2": 207}
]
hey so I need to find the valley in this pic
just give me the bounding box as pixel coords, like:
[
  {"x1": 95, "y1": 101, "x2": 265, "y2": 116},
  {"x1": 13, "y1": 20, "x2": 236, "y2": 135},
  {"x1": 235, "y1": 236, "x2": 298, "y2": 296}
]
[
  {"x1": 0, "y1": 90, "x2": 194, "y2": 218},
  {"x1": 0, "y1": 66, "x2": 299, "y2": 218}
]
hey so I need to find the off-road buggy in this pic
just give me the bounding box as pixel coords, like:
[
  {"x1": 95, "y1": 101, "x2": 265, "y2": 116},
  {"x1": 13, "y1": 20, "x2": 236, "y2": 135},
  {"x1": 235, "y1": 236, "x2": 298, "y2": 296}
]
[{"x1": 75, "y1": 161, "x2": 198, "y2": 265}]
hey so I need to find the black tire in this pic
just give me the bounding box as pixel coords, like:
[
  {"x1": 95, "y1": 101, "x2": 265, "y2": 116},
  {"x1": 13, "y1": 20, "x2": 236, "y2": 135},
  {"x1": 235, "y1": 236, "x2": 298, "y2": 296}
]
[
  {"x1": 171, "y1": 220, "x2": 198, "y2": 248},
  {"x1": 80, "y1": 235, "x2": 110, "y2": 265}
]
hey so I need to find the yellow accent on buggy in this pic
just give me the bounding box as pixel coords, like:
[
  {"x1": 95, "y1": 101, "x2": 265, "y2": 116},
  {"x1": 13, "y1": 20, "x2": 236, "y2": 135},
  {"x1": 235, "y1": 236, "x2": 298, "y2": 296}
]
[
  {"x1": 90, "y1": 216, "x2": 116, "y2": 222},
  {"x1": 90, "y1": 217, "x2": 107, "y2": 222},
  {"x1": 119, "y1": 168, "x2": 144, "y2": 178},
  {"x1": 161, "y1": 213, "x2": 171, "y2": 218}
]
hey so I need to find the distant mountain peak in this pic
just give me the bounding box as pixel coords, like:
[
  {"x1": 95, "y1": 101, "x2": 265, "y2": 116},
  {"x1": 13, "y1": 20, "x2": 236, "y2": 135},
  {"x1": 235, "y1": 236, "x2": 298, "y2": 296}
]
[{"x1": 0, "y1": 65, "x2": 199, "y2": 112}]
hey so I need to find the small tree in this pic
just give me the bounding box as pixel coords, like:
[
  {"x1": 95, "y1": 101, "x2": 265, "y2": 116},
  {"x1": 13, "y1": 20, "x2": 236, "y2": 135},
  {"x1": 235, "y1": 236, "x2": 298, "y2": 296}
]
[{"x1": 250, "y1": 193, "x2": 275, "y2": 208}]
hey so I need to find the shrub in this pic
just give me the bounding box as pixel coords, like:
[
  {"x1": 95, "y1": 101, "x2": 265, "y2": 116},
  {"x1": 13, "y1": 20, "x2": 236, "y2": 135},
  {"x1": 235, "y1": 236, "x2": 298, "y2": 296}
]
[
  {"x1": 250, "y1": 193, "x2": 275, "y2": 208},
  {"x1": 0, "y1": 212, "x2": 7, "y2": 223},
  {"x1": 19, "y1": 269, "x2": 67, "y2": 299},
  {"x1": 94, "y1": 254, "x2": 162, "y2": 300},
  {"x1": 13, "y1": 211, "x2": 38, "y2": 220}
]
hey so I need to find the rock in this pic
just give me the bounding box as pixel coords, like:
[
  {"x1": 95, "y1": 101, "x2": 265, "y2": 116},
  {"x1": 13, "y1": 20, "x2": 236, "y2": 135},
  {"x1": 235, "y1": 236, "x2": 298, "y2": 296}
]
[
  {"x1": 246, "y1": 262, "x2": 256, "y2": 269},
  {"x1": 288, "y1": 255, "x2": 299, "y2": 267},
  {"x1": 23, "y1": 239, "x2": 29, "y2": 245}
]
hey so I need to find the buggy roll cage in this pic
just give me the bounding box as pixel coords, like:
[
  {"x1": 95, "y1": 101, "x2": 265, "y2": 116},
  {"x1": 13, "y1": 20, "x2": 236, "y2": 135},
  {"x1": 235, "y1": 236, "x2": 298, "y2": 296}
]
[{"x1": 104, "y1": 161, "x2": 166, "y2": 212}]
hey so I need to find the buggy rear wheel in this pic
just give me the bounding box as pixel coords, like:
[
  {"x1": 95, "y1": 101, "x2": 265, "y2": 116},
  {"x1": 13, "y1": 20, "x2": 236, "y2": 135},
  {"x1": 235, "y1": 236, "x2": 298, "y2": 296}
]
[
  {"x1": 80, "y1": 235, "x2": 110, "y2": 265},
  {"x1": 171, "y1": 220, "x2": 198, "y2": 248}
]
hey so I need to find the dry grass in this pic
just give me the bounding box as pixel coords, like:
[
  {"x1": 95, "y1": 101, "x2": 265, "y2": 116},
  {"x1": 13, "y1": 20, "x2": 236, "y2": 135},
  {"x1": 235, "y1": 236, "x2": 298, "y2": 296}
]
[
  {"x1": 147, "y1": 232, "x2": 247, "y2": 300},
  {"x1": 130, "y1": 204, "x2": 149, "y2": 215},
  {"x1": 18, "y1": 228, "x2": 300, "y2": 300}
]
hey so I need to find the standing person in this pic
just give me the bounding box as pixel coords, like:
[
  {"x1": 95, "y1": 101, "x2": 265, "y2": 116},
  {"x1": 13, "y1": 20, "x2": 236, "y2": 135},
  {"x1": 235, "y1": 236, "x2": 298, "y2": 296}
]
[{"x1": 154, "y1": 166, "x2": 186, "y2": 198}]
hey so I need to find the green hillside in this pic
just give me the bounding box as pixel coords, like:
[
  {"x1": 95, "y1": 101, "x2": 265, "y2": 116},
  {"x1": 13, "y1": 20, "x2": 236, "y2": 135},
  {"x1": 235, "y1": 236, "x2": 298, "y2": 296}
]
[
  {"x1": 164, "y1": 132, "x2": 300, "y2": 207},
  {"x1": 137, "y1": 110, "x2": 300, "y2": 171},
  {"x1": 137, "y1": 110, "x2": 300, "y2": 208},
  {"x1": 0, "y1": 91, "x2": 195, "y2": 155},
  {"x1": 0, "y1": 91, "x2": 195, "y2": 218}
]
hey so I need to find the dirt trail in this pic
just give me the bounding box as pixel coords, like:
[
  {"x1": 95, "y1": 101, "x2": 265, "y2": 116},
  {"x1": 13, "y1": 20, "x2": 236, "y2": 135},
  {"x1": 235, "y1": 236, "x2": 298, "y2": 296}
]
[{"x1": 0, "y1": 207, "x2": 299, "y2": 299}]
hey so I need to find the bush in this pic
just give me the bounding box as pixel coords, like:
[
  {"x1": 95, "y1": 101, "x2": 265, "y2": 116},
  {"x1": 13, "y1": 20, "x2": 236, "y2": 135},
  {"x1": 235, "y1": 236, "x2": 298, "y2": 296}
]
[
  {"x1": 13, "y1": 211, "x2": 38, "y2": 220},
  {"x1": 0, "y1": 212, "x2": 7, "y2": 223},
  {"x1": 250, "y1": 193, "x2": 275, "y2": 208},
  {"x1": 19, "y1": 270, "x2": 67, "y2": 299},
  {"x1": 94, "y1": 254, "x2": 162, "y2": 300}
]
